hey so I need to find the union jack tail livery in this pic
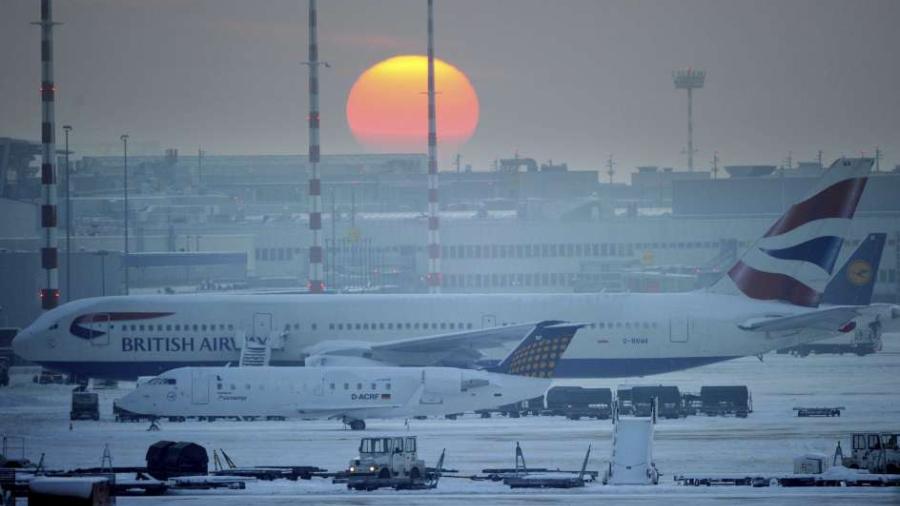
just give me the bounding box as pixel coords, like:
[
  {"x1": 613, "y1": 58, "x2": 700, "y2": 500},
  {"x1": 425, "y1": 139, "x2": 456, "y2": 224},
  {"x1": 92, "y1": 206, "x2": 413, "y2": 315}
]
[{"x1": 709, "y1": 158, "x2": 872, "y2": 307}]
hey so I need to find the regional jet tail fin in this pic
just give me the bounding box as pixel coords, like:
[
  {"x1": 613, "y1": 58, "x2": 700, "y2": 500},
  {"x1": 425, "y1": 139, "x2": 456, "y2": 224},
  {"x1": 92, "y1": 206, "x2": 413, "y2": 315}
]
[
  {"x1": 738, "y1": 306, "x2": 859, "y2": 332},
  {"x1": 822, "y1": 233, "x2": 886, "y2": 306},
  {"x1": 707, "y1": 158, "x2": 872, "y2": 307},
  {"x1": 490, "y1": 321, "x2": 586, "y2": 378}
]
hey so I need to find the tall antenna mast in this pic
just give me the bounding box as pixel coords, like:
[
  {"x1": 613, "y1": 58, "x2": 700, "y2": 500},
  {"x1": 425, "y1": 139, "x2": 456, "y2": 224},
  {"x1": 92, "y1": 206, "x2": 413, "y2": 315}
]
[
  {"x1": 425, "y1": 0, "x2": 442, "y2": 293},
  {"x1": 33, "y1": 0, "x2": 61, "y2": 309},
  {"x1": 306, "y1": 0, "x2": 324, "y2": 293}
]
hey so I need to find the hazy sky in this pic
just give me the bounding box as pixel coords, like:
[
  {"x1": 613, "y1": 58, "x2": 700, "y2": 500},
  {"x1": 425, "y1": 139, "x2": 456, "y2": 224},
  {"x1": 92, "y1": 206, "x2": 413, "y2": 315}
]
[{"x1": 2, "y1": 0, "x2": 899, "y2": 178}]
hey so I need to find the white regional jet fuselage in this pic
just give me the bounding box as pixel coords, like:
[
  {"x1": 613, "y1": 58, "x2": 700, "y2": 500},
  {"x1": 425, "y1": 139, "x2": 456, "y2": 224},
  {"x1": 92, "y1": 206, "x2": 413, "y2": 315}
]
[
  {"x1": 115, "y1": 365, "x2": 546, "y2": 421},
  {"x1": 13, "y1": 291, "x2": 828, "y2": 380}
]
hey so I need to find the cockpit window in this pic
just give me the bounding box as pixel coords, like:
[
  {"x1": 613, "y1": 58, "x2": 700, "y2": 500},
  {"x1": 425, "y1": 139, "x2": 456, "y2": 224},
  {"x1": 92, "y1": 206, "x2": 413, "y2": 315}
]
[
  {"x1": 49, "y1": 323, "x2": 59, "y2": 330},
  {"x1": 147, "y1": 378, "x2": 176, "y2": 385}
]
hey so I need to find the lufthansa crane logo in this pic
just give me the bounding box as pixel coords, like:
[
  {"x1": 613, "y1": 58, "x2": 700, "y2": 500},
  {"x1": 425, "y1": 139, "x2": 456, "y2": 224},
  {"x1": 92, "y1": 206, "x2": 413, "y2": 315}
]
[{"x1": 847, "y1": 260, "x2": 873, "y2": 286}]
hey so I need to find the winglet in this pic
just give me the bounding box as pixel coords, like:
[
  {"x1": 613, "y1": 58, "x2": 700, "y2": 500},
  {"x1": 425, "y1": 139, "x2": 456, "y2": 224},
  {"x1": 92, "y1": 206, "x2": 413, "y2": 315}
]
[{"x1": 490, "y1": 321, "x2": 585, "y2": 378}]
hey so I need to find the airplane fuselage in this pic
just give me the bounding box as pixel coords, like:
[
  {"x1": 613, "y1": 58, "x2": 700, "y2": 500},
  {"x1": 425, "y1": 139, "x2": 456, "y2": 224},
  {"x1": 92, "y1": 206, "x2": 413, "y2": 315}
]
[
  {"x1": 115, "y1": 365, "x2": 548, "y2": 420},
  {"x1": 14, "y1": 291, "x2": 832, "y2": 380}
]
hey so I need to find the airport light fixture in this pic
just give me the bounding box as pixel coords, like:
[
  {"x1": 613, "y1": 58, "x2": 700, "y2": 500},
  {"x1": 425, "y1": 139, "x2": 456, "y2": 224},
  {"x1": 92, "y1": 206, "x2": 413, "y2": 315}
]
[{"x1": 673, "y1": 68, "x2": 705, "y2": 171}]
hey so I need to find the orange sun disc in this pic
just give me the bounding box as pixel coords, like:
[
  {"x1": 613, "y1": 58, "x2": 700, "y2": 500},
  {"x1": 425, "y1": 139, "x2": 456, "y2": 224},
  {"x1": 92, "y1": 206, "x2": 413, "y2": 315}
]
[{"x1": 346, "y1": 55, "x2": 479, "y2": 152}]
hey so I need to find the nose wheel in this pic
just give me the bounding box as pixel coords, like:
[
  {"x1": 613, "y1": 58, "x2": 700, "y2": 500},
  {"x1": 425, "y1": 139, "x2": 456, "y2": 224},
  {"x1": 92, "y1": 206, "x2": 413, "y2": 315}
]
[{"x1": 348, "y1": 419, "x2": 366, "y2": 431}]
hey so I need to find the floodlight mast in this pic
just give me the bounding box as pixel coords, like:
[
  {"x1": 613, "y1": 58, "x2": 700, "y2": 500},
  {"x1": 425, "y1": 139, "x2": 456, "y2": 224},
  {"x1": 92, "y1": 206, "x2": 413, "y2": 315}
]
[{"x1": 673, "y1": 68, "x2": 705, "y2": 172}]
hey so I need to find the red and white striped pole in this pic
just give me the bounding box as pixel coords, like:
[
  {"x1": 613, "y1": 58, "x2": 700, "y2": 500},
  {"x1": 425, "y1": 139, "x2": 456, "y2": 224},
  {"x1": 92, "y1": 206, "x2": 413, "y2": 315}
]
[
  {"x1": 306, "y1": 0, "x2": 324, "y2": 293},
  {"x1": 34, "y1": 0, "x2": 60, "y2": 309},
  {"x1": 426, "y1": 0, "x2": 442, "y2": 293}
]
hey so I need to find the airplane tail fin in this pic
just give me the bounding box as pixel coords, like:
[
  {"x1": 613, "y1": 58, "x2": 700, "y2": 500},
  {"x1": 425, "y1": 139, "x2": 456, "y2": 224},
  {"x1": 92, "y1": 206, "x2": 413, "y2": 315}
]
[
  {"x1": 822, "y1": 233, "x2": 886, "y2": 306},
  {"x1": 707, "y1": 158, "x2": 872, "y2": 307},
  {"x1": 490, "y1": 321, "x2": 585, "y2": 378}
]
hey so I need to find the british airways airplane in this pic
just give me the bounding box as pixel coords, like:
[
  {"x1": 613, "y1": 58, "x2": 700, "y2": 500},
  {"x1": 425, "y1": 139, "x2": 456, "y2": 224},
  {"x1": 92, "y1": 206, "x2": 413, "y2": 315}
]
[{"x1": 13, "y1": 159, "x2": 894, "y2": 380}]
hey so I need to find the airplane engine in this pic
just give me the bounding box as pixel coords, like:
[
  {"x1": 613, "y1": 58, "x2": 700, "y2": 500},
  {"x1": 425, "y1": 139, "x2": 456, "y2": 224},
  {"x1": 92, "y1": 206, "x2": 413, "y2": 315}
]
[{"x1": 422, "y1": 369, "x2": 462, "y2": 396}]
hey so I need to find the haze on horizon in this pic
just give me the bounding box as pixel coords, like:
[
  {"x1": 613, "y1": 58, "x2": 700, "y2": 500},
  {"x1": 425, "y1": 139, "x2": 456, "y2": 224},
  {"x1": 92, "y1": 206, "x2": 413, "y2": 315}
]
[{"x1": 1, "y1": 0, "x2": 899, "y2": 178}]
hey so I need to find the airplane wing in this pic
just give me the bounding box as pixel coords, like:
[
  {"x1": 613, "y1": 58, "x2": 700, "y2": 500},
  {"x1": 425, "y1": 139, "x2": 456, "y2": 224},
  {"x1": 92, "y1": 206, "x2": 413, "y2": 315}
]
[
  {"x1": 302, "y1": 321, "x2": 567, "y2": 368},
  {"x1": 738, "y1": 306, "x2": 859, "y2": 332}
]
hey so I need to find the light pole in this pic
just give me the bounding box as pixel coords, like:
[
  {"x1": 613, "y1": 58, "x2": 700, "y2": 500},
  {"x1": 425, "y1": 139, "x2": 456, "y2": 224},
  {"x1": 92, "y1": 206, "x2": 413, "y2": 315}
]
[
  {"x1": 63, "y1": 125, "x2": 72, "y2": 302},
  {"x1": 120, "y1": 134, "x2": 129, "y2": 294}
]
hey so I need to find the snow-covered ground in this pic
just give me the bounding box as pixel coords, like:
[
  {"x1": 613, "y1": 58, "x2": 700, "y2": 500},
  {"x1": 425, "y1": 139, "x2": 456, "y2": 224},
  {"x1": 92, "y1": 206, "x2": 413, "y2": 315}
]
[{"x1": 2, "y1": 334, "x2": 899, "y2": 505}]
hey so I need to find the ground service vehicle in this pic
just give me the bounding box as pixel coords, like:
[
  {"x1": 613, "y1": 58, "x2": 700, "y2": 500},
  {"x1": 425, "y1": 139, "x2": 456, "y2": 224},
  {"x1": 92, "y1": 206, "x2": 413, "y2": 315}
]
[
  {"x1": 630, "y1": 386, "x2": 681, "y2": 418},
  {"x1": 545, "y1": 386, "x2": 612, "y2": 420},
  {"x1": 700, "y1": 386, "x2": 752, "y2": 417},
  {"x1": 347, "y1": 436, "x2": 427, "y2": 490},
  {"x1": 70, "y1": 391, "x2": 100, "y2": 421},
  {"x1": 844, "y1": 432, "x2": 900, "y2": 474}
]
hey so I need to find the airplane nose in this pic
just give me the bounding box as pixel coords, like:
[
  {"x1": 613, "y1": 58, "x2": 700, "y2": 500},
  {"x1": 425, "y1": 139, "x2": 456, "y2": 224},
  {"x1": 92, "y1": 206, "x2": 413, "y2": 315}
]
[{"x1": 11, "y1": 327, "x2": 36, "y2": 362}]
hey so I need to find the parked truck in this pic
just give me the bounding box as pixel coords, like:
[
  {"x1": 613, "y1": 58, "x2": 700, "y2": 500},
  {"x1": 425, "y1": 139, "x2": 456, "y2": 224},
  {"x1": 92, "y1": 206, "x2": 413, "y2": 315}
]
[
  {"x1": 700, "y1": 385, "x2": 752, "y2": 417},
  {"x1": 545, "y1": 386, "x2": 612, "y2": 420},
  {"x1": 346, "y1": 436, "x2": 430, "y2": 491},
  {"x1": 630, "y1": 385, "x2": 682, "y2": 419},
  {"x1": 70, "y1": 391, "x2": 100, "y2": 421},
  {"x1": 843, "y1": 432, "x2": 900, "y2": 474}
]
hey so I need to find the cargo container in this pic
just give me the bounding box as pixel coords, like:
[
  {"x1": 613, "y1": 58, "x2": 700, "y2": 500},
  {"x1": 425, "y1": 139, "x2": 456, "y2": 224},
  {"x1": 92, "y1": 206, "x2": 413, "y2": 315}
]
[
  {"x1": 700, "y1": 385, "x2": 752, "y2": 417},
  {"x1": 545, "y1": 386, "x2": 612, "y2": 420}
]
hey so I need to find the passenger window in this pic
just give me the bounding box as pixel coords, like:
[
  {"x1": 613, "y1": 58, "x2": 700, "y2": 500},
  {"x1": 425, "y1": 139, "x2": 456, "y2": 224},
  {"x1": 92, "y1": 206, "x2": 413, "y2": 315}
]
[
  {"x1": 337, "y1": 324, "x2": 343, "y2": 330},
  {"x1": 355, "y1": 324, "x2": 361, "y2": 330},
  {"x1": 311, "y1": 324, "x2": 317, "y2": 330},
  {"x1": 363, "y1": 323, "x2": 369, "y2": 330},
  {"x1": 357, "y1": 383, "x2": 362, "y2": 390},
  {"x1": 330, "y1": 383, "x2": 335, "y2": 390},
  {"x1": 386, "y1": 383, "x2": 391, "y2": 391},
  {"x1": 329, "y1": 324, "x2": 335, "y2": 330},
  {"x1": 166, "y1": 325, "x2": 172, "y2": 331},
  {"x1": 371, "y1": 383, "x2": 376, "y2": 390},
  {"x1": 344, "y1": 383, "x2": 349, "y2": 390},
  {"x1": 139, "y1": 325, "x2": 145, "y2": 331},
  {"x1": 201, "y1": 324, "x2": 207, "y2": 331},
  {"x1": 192, "y1": 324, "x2": 198, "y2": 332}
]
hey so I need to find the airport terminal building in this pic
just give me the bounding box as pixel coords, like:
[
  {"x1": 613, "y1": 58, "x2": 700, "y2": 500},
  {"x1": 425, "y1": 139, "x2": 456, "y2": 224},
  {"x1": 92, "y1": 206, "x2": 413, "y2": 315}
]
[{"x1": 1, "y1": 144, "x2": 898, "y2": 328}]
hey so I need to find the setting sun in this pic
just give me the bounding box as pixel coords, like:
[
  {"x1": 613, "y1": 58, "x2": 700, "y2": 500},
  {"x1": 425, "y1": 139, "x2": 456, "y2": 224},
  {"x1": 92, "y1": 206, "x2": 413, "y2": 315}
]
[{"x1": 346, "y1": 55, "x2": 479, "y2": 152}]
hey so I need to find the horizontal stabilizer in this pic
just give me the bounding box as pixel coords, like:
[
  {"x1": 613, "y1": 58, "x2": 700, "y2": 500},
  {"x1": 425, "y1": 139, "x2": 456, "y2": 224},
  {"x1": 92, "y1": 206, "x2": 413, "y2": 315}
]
[{"x1": 738, "y1": 306, "x2": 859, "y2": 332}]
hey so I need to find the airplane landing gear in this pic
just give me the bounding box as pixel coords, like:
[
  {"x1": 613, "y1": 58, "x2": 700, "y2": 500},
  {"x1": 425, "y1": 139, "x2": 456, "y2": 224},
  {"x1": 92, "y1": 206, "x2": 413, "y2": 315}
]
[{"x1": 349, "y1": 419, "x2": 366, "y2": 431}]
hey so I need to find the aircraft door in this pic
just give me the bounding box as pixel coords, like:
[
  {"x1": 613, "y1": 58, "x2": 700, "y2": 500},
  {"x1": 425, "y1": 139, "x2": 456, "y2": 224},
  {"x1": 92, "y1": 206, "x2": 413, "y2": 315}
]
[
  {"x1": 89, "y1": 313, "x2": 111, "y2": 346},
  {"x1": 481, "y1": 314, "x2": 497, "y2": 329},
  {"x1": 253, "y1": 313, "x2": 273, "y2": 341},
  {"x1": 191, "y1": 369, "x2": 210, "y2": 405},
  {"x1": 669, "y1": 317, "x2": 689, "y2": 343}
]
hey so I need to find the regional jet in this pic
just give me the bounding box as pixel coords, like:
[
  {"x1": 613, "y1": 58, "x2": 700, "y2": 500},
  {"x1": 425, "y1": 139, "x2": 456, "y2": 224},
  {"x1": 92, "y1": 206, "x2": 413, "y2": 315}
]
[{"x1": 114, "y1": 322, "x2": 582, "y2": 430}]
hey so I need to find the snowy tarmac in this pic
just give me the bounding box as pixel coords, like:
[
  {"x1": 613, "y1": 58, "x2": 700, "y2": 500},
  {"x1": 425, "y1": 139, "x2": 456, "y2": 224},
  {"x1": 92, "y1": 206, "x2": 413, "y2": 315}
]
[{"x1": 2, "y1": 335, "x2": 899, "y2": 505}]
